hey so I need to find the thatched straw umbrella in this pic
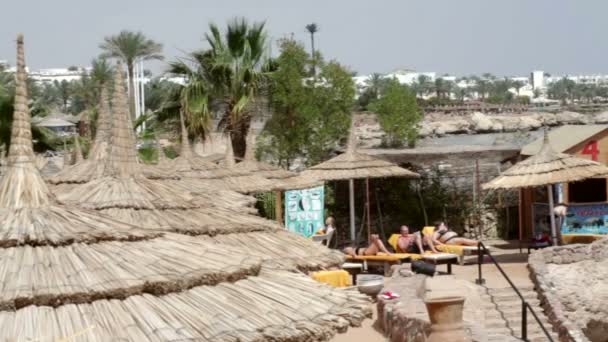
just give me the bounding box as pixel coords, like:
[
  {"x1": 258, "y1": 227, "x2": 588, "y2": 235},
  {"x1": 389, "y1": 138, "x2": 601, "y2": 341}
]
[
  {"x1": 72, "y1": 133, "x2": 83, "y2": 163},
  {"x1": 0, "y1": 36, "x2": 370, "y2": 340},
  {"x1": 235, "y1": 131, "x2": 295, "y2": 179},
  {"x1": 47, "y1": 86, "x2": 111, "y2": 185},
  {"x1": 302, "y1": 122, "x2": 420, "y2": 241},
  {"x1": 483, "y1": 131, "x2": 608, "y2": 245}
]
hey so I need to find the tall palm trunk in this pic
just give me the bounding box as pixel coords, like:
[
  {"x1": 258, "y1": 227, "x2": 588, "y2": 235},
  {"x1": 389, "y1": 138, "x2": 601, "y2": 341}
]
[
  {"x1": 227, "y1": 110, "x2": 251, "y2": 159},
  {"x1": 127, "y1": 62, "x2": 136, "y2": 122},
  {"x1": 310, "y1": 33, "x2": 316, "y2": 76}
]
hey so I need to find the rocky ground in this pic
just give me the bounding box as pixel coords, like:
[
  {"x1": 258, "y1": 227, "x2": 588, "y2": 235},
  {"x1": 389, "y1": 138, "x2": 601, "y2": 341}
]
[
  {"x1": 529, "y1": 238, "x2": 608, "y2": 342},
  {"x1": 355, "y1": 110, "x2": 608, "y2": 149}
]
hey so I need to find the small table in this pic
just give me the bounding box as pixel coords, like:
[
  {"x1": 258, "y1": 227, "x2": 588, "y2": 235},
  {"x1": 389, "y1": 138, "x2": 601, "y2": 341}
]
[
  {"x1": 421, "y1": 253, "x2": 458, "y2": 274},
  {"x1": 342, "y1": 262, "x2": 363, "y2": 285}
]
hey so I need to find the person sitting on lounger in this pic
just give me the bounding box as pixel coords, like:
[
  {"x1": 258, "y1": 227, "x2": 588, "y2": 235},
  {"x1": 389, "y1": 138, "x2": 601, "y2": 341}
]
[
  {"x1": 343, "y1": 234, "x2": 392, "y2": 256},
  {"x1": 397, "y1": 225, "x2": 438, "y2": 253},
  {"x1": 431, "y1": 221, "x2": 478, "y2": 247}
]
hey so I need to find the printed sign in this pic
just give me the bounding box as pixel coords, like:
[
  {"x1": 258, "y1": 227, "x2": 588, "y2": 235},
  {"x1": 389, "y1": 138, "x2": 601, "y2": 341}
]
[
  {"x1": 285, "y1": 186, "x2": 324, "y2": 238},
  {"x1": 562, "y1": 203, "x2": 608, "y2": 235}
]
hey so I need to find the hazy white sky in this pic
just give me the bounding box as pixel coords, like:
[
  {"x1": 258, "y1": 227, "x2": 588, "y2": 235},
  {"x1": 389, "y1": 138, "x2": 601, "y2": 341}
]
[{"x1": 1, "y1": 0, "x2": 607, "y2": 76}]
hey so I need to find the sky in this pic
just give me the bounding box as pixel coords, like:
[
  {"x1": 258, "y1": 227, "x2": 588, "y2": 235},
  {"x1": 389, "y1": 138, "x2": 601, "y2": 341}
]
[{"x1": 1, "y1": 0, "x2": 607, "y2": 77}]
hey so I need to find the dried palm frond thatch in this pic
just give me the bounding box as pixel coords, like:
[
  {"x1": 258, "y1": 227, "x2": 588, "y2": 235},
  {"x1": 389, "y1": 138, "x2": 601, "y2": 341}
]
[
  {"x1": 483, "y1": 131, "x2": 608, "y2": 190},
  {"x1": 0, "y1": 270, "x2": 370, "y2": 341},
  {"x1": 232, "y1": 131, "x2": 295, "y2": 179},
  {"x1": 301, "y1": 123, "x2": 420, "y2": 181},
  {"x1": 47, "y1": 87, "x2": 112, "y2": 184},
  {"x1": 0, "y1": 36, "x2": 371, "y2": 340}
]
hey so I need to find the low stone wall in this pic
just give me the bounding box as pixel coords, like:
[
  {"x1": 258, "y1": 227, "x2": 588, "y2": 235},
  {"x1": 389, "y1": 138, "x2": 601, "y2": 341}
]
[
  {"x1": 528, "y1": 238, "x2": 608, "y2": 342},
  {"x1": 376, "y1": 265, "x2": 501, "y2": 341}
]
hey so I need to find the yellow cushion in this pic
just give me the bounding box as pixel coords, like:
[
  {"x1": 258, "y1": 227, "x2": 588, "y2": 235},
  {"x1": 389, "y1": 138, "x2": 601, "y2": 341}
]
[
  {"x1": 388, "y1": 234, "x2": 400, "y2": 251},
  {"x1": 562, "y1": 234, "x2": 606, "y2": 245},
  {"x1": 345, "y1": 253, "x2": 424, "y2": 261},
  {"x1": 311, "y1": 270, "x2": 351, "y2": 287},
  {"x1": 422, "y1": 226, "x2": 435, "y2": 236},
  {"x1": 437, "y1": 244, "x2": 467, "y2": 256}
]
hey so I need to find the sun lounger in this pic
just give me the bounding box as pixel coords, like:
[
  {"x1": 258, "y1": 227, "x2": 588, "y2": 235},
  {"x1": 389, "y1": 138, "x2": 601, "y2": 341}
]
[
  {"x1": 436, "y1": 245, "x2": 486, "y2": 265},
  {"x1": 345, "y1": 253, "x2": 412, "y2": 276},
  {"x1": 419, "y1": 253, "x2": 458, "y2": 274},
  {"x1": 388, "y1": 233, "x2": 480, "y2": 266}
]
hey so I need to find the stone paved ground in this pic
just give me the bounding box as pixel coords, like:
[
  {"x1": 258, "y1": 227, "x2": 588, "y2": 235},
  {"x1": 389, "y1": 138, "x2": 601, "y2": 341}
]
[{"x1": 330, "y1": 240, "x2": 558, "y2": 341}]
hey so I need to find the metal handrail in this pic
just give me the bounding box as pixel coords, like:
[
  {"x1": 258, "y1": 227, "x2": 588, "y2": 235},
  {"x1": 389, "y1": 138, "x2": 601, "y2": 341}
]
[{"x1": 476, "y1": 242, "x2": 554, "y2": 341}]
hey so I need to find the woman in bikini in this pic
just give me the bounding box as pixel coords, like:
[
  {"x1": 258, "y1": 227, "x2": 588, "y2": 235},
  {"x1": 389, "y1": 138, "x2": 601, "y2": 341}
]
[
  {"x1": 431, "y1": 222, "x2": 478, "y2": 247},
  {"x1": 343, "y1": 234, "x2": 392, "y2": 257}
]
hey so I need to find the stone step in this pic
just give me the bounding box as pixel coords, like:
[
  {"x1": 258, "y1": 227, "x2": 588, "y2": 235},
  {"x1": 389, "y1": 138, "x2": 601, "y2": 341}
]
[
  {"x1": 485, "y1": 287, "x2": 536, "y2": 295},
  {"x1": 480, "y1": 292, "x2": 539, "y2": 302},
  {"x1": 485, "y1": 311, "x2": 552, "y2": 325}
]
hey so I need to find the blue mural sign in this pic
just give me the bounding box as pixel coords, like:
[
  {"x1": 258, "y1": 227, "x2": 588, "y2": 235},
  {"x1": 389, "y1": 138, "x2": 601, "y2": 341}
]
[
  {"x1": 562, "y1": 203, "x2": 608, "y2": 235},
  {"x1": 285, "y1": 186, "x2": 324, "y2": 238}
]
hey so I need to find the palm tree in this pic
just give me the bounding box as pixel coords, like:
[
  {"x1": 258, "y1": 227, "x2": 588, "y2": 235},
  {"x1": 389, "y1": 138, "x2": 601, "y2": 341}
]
[
  {"x1": 99, "y1": 30, "x2": 163, "y2": 120},
  {"x1": 305, "y1": 23, "x2": 319, "y2": 76},
  {"x1": 512, "y1": 80, "x2": 524, "y2": 96},
  {"x1": 364, "y1": 73, "x2": 384, "y2": 100},
  {"x1": 205, "y1": 18, "x2": 268, "y2": 157}
]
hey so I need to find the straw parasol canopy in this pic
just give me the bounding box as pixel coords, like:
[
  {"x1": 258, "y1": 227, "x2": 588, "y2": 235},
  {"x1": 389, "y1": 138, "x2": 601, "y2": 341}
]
[
  {"x1": 58, "y1": 64, "x2": 274, "y2": 230},
  {"x1": 301, "y1": 123, "x2": 420, "y2": 181},
  {"x1": 0, "y1": 35, "x2": 370, "y2": 341},
  {"x1": 483, "y1": 130, "x2": 608, "y2": 245},
  {"x1": 233, "y1": 131, "x2": 295, "y2": 179},
  {"x1": 301, "y1": 120, "x2": 420, "y2": 241},
  {"x1": 46, "y1": 86, "x2": 111, "y2": 185},
  {"x1": 482, "y1": 131, "x2": 608, "y2": 190},
  {"x1": 72, "y1": 134, "x2": 83, "y2": 163}
]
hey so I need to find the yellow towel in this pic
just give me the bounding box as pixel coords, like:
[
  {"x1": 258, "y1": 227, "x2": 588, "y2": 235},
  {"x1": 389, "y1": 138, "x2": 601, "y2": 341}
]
[
  {"x1": 437, "y1": 244, "x2": 467, "y2": 256},
  {"x1": 311, "y1": 270, "x2": 351, "y2": 287},
  {"x1": 562, "y1": 234, "x2": 605, "y2": 245}
]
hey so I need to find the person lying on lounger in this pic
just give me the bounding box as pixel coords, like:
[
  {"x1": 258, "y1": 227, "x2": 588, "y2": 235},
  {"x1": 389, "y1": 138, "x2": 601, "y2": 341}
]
[
  {"x1": 431, "y1": 222, "x2": 478, "y2": 247},
  {"x1": 397, "y1": 225, "x2": 438, "y2": 253},
  {"x1": 343, "y1": 234, "x2": 392, "y2": 256}
]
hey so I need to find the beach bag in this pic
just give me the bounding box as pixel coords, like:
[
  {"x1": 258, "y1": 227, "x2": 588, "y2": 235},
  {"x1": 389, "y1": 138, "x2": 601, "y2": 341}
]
[{"x1": 411, "y1": 260, "x2": 436, "y2": 276}]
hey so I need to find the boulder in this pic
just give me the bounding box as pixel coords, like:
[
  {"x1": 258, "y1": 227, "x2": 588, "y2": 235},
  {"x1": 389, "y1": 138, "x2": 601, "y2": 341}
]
[
  {"x1": 418, "y1": 122, "x2": 434, "y2": 137},
  {"x1": 593, "y1": 111, "x2": 608, "y2": 124},
  {"x1": 556, "y1": 111, "x2": 589, "y2": 125},
  {"x1": 531, "y1": 112, "x2": 559, "y2": 126},
  {"x1": 432, "y1": 119, "x2": 471, "y2": 136},
  {"x1": 496, "y1": 116, "x2": 521, "y2": 132},
  {"x1": 470, "y1": 112, "x2": 502, "y2": 132},
  {"x1": 517, "y1": 115, "x2": 543, "y2": 130}
]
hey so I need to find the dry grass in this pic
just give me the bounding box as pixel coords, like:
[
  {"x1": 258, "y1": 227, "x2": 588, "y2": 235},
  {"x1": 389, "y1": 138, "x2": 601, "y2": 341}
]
[{"x1": 483, "y1": 132, "x2": 608, "y2": 189}]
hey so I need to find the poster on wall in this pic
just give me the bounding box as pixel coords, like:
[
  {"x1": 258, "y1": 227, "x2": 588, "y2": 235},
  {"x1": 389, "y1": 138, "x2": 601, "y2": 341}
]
[
  {"x1": 285, "y1": 186, "x2": 324, "y2": 238},
  {"x1": 562, "y1": 203, "x2": 608, "y2": 235}
]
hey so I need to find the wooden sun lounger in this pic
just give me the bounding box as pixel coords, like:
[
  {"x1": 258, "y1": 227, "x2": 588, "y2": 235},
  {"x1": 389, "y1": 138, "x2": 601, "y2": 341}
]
[
  {"x1": 419, "y1": 253, "x2": 458, "y2": 274},
  {"x1": 345, "y1": 254, "x2": 412, "y2": 276},
  {"x1": 345, "y1": 252, "x2": 459, "y2": 276},
  {"x1": 436, "y1": 245, "x2": 487, "y2": 265}
]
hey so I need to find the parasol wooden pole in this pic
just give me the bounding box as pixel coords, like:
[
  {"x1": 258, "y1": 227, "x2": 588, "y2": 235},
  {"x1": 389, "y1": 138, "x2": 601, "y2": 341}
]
[
  {"x1": 275, "y1": 190, "x2": 283, "y2": 225},
  {"x1": 547, "y1": 184, "x2": 558, "y2": 246},
  {"x1": 366, "y1": 178, "x2": 371, "y2": 241},
  {"x1": 349, "y1": 179, "x2": 356, "y2": 242}
]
